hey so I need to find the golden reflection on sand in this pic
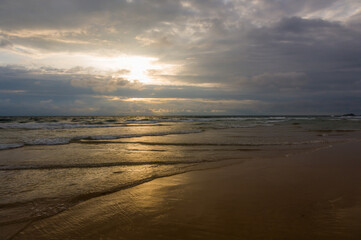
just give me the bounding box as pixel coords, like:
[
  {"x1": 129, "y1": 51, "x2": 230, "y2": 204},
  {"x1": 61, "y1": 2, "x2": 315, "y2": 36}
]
[{"x1": 12, "y1": 141, "x2": 361, "y2": 240}]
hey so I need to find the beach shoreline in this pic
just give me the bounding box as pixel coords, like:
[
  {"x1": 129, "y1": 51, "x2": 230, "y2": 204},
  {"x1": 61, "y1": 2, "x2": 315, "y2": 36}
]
[{"x1": 8, "y1": 138, "x2": 361, "y2": 240}]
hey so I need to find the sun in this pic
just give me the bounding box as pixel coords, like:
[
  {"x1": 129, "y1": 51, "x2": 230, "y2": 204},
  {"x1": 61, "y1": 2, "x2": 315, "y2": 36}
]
[{"x1": 92, "y1": 55, "x2": 162, "y2": 84}]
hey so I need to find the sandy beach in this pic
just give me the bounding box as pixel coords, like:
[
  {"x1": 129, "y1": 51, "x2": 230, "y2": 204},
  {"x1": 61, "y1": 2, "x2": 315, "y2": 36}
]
[
  {"x1": 8, "y1": 139, "x2": 361, "y2": 240},
  {"x1": 1, "y1": 0, "x2": 360, "y2": 238},
  {"x1": 1, "y1": 0, "x2": 361, "y2": 238}
]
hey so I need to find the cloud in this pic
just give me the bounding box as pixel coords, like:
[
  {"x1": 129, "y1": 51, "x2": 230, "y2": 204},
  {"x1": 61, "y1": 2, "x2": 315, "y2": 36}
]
[
  {"x1": 176, "y1": 15, "x2": 361, "y2": 87},
  {"x1": 241, "y1": 17, "x2": 361, "y2": 78},
  {"x1": 0, "y1": 37, "x2": 12, "y2": 48},
  {"x1": 243, "y1": 72, "x2": 308, "y2": 92},
  {"x1": 0, "y1": 1, "x2": 361, "y2": 115},
  {"x1": 0, "y1": 89, "x2": 26, "y2": 93},
  {"x1": 71, "y1": 76, "x2": 142, "y2": 92}
]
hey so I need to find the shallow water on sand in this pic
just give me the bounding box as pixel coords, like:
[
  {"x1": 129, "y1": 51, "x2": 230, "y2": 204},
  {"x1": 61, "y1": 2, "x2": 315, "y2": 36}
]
[{"x1": 0, "y1": 115, "x2": 360, "y2": 236}]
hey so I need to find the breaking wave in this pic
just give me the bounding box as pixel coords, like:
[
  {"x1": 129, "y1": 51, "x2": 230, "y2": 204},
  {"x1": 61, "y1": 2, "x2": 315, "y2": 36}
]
[{"x1": 0, "y1": 130, "x2": 203, "y2": 150}]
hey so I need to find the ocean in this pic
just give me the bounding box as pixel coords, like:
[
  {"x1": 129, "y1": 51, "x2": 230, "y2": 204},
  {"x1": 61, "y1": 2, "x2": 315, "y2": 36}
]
[{"x1": 0, "y1": 115, "x2": 360, "y2": 229}]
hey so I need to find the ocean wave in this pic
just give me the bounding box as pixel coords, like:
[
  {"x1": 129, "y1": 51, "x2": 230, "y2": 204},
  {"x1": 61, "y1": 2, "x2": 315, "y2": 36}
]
[
  {"x1": 0, "y1": 122, "x2": 121, "y2": 130},
  {"x1": 88, "y1": 130, "x2": 202, "y2": 140},
  {"x1": 212, "y1": 123, "x2": 275, "y2": 129},
  {"x1": 0, "y1": 159, "x2": 213, "y2": 171},
  {"x1": 0, "y1": 121, "x2": 164, "y2": 130},
  {"x1": 0, "y1": 116, "x2": 328, "y2": 130},
  {"x1": 0, "y1": 130, "x2": 203, "y2": 150},
  {"x1": 0, "y1": 143, "x2": 24, "y2": 150},
  {"x1": 27, "y1": 137, "x2": 73, "y2": 145}
]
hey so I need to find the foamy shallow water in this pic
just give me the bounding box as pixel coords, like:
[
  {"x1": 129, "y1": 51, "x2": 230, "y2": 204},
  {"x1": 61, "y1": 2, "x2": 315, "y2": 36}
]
[{"x1": 0, "y1": 116, "x2": 360, "y2": 229}]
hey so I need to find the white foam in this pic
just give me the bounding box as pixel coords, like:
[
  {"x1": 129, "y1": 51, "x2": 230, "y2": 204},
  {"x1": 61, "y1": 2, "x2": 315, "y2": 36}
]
[
  {"x1": 20, "y1": 130, "x2": 202, "y2": 146},
  {"x1": 26, "y1": 138, "x2": 71, "y2": 145},
  {"x1": 0, "y1": 122, "x2": 122, "y2": 130}
]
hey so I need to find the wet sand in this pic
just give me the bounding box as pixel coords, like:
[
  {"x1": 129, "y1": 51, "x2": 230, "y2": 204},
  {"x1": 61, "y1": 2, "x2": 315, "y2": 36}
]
[{"x1": 11, "y1": 140, "x2": 361, "y2": 240}]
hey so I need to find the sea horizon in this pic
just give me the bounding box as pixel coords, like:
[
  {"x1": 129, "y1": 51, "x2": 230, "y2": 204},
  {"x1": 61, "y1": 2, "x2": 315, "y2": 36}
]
[{"x1": 1, "y1": 0, "x2": 361, "y2": 239}]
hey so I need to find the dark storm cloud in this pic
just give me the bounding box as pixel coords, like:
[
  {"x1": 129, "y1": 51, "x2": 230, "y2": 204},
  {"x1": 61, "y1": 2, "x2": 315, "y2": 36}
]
[
  {"x1": 182, "y1": 16, "x2": 361, "y2": 76},
  {"x1": 0, "y1": 0, "x2": 341, "y2": 55},
  {"x1": 0, "y1": 65, "x2": 141, "y2": 92},
  {"x1": 249, "y1": 17, "x2": 361, "y2": 70},
  {"x1": 0, "y1": 0, "x2": 342, "y2": 30}
]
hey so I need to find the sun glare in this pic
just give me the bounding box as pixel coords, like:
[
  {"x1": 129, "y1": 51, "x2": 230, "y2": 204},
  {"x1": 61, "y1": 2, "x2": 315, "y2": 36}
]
[
  {"x1": 92, "y1": 56, "x2": 164, "y2": 84},
  {"x1": 27, "y1": 52, "x2": 177, "y2": 85}
]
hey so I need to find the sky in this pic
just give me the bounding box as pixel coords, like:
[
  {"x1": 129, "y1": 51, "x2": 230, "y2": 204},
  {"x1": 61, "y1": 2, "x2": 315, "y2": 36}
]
[{"x1": 0, "y1": 0, "x2": 361, "y2": 116}]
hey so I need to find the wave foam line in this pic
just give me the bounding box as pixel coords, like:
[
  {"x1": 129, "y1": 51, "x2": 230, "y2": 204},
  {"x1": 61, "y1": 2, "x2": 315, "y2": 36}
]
[
  {"x1": 0, "y1": 143, "x2": 24, "y2": 150},
  {"x1": 80, "y1": 140, "x2": 328, "y2": 146},
  {"x1": 0, "y1": 130, "x2": 203, "y2": 151},
  {"x1": 0, "y1": 160, "x2": 213, "y2": 171}
]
